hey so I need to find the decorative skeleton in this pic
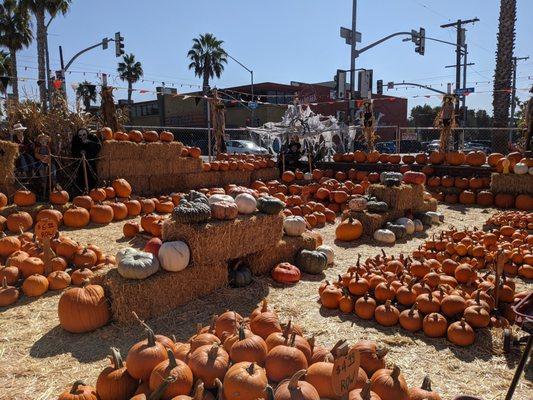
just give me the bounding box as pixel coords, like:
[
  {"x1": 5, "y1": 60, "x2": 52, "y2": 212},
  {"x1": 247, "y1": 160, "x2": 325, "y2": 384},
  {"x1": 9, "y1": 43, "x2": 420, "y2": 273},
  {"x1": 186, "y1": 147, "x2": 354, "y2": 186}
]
[
  {"x1": 360, "y1": 99, "x2": 377, "y2": 151},
  {"x1": 434, "y1": 94, "x2": 457, "y2": 152}
]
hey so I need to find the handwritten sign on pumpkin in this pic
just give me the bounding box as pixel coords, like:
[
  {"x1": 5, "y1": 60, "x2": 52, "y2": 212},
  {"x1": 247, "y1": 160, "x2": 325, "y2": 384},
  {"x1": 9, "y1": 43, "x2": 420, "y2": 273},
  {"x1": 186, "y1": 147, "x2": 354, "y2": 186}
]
[
  {"x1": 35, "y1": 219, "x2": 58, "y2": 241},
  {"x1": 332, "y1": 346, "x2": 360, "y2": 397}
]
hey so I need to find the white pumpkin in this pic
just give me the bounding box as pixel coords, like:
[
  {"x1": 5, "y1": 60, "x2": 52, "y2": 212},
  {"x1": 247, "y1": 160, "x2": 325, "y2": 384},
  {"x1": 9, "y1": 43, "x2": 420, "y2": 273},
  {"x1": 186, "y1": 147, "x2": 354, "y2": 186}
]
[
  {"x1": 117, "y1": 248, "x2": 159, "y2": 280},
  {"x1": 158, "y1": 241, "x2": 190, "y2": 272},
  {"x1": 513, "y1": 162, "x2": 528, "y2": 175},
  {"x1": 413, "y1": 219, "x2": 424, "y2": 232},
  {"x1": 283, "y1": 216, "x2": 307, "y2": 236},
  {"x1": 304, "y1": 172, "x2": 313, "y2": 181},
  {"x1": 396, "y1": 218, "x2": 415, "y2": 235},
  {"x1": 316, "y1": 245, "x2": 334, "y2": 265},
  {"x1": 529, "y1": 167, "x2": 533, "y2": 175},
  {"x1": 235, "y1": 193, "x2": 257, "y2": 214},
  {"x1": 373, "y1": 229, "x2": 396, "y2": 244},
  {"x1": 348, "y1": 196, "x2": 367, "y2": 211},
  {"x1": 208, "y1": 194, "x2": 234, "y2": 205}
]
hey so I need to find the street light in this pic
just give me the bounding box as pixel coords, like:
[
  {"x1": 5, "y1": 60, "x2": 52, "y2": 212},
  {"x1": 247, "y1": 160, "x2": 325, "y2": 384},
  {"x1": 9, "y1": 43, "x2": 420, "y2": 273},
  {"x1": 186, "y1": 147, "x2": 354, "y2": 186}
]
[{"x1": 226, "y1": 53, "x2": 255, "y2": 126}]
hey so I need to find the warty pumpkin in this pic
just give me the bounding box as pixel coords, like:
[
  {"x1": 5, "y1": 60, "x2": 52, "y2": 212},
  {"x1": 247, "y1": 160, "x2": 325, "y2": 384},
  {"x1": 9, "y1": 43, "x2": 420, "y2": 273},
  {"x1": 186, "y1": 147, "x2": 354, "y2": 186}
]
[
  {"x1": 96, "y1": 347, "x2": 138, "y2": 400},
  {"x1": 58, "y1": 281, "x2": 111, "y2": 333}
]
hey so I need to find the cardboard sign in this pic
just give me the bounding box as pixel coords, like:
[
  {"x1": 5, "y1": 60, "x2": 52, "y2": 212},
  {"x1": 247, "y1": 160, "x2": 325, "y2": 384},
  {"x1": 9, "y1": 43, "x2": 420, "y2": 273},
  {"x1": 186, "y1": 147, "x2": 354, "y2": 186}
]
[
  {"x1": 35, "y1": 219, "x2": 58, "y2": 241},
  {"x1": 332, "y1": 346, "x2": 361, "y2": 397}
]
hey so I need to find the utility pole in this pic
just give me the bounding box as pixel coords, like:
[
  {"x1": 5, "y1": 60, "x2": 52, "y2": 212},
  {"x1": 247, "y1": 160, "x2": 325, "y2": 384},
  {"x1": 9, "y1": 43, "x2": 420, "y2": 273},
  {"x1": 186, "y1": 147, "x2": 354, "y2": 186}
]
[
  {"x1": 510, "y1": 56, "x2": 529, "y2": 128},
  {"x1": 441, "y1": 18, "x2": 479, "y2": 148},
  {"x1": 350, "y1": 0, "x2": 358, "y2": 123}
]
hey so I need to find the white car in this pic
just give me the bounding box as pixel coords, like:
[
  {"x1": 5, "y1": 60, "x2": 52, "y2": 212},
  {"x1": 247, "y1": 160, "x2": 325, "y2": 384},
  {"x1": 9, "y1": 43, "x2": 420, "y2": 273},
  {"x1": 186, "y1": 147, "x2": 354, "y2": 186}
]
[{"x1": 225, "y1": 140, "x2": 269, "y2": 155}]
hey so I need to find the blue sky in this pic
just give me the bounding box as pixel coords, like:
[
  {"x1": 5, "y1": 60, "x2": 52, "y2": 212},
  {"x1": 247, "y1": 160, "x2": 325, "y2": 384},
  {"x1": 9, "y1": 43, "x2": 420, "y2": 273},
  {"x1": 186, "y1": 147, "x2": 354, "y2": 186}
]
[{"x1": 14, "y1": 0, "x2": 533, "y2": 116}]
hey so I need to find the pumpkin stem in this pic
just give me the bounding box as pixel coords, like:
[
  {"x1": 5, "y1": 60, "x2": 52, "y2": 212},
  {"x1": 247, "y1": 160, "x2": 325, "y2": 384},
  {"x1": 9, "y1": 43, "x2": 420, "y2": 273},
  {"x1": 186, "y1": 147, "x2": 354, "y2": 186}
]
[
  {"x1": 288, "y1": 369, "x2": 307, "y2": 390},
  {"x1": 409, "y1": 302, "x2": 418, "y2": 316},
  {"x1": 289, "y1": 332, "x2": 296, "y2": 347},
  {"x1": 214, "y1": 378, "x2": 223, "y2": 400},
  {"x1": 265, "y1": 385, "x2": 275, "y2": 400},
  {"x1": 69, "y1": 380, "x2": 87, "y2": 394},
  {"x1": 421, "y1": 375, "x2": 432, "y2": 391},
  {"x1": 167, "y1": 348, "x2": 177, "y2": 369},
  {"x1": 282, "y1": 320, "x2": 292, "y2": 339},
  {"x1": 391, "y1": 365, "x2": 401, "y2": 380},
  {"x1": 360, "y1": 380, "x2": 372, "y2": 400},
  {"x1": 331, "y1": 339, "x2": 347, "y2": 355},
  {"x1": 261, "y1": 298, "x2": 268, "y2": 313},
  {"x1": 238, "y1": 324, "x2": 246, "y2": 341},
  {"x1": 149, "y1": 375, "x2": 177, "y2": 400},
  {"x1": 376, "y1": 344, "x2": 388, "y2": 360},
  {"x1": 308, "y1": 335, "x2": 315, "y2": 351},
  {"x1": 196, "y1": 323, "x2": 202, "y2": 335},
  {"x1": 192, "y1": 381, "x2": 205, "y2": 400},
  {"x1": 110, "y1": 347, "x2": 124, "y2": 369},
  {"x1": 208, "y1": 343, "x2": 219, "y2": 359},
  {"x1": 1, "y1": 277, "x2": 7, "y2": 289},
  {"x1": 246, "y1": 362, "x2": 256, "y2": 375}
]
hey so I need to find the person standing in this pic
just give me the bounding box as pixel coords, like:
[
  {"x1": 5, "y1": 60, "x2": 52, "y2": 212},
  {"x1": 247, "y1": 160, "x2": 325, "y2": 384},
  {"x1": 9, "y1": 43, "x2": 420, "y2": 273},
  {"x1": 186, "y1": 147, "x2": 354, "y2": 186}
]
[{"x1": 11, "y1": 123, "x2": 34, "y2": 179}]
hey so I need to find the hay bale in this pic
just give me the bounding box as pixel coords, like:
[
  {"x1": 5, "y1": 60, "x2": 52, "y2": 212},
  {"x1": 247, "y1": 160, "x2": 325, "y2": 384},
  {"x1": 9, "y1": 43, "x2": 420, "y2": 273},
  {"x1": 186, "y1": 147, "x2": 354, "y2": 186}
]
[
  {"x1": 368, "y1": 184, "x2": 424, "y2": 211},
  {"x1": 162, "y1": 213, "x2": 283, "y2": 266},
  {"x1": 145, "y1": 141, "x2": 183, "y2": 159},
  {"x1": 0, "y1": 140, "x2": 19, "y2": 192},
  {"x1": 218, "y1": 170, "x2": 252, "y2": 187},
  {"x1": 251, "y1": 168, "x2": 280, "y2": 182},
  {"x1": 490, "y1": 173, "x2": 533, "y2": 195},
  {"x1": 170, "y1": 157, "x2": 203, "y2": 175},
  {"x1": 109, "y1": 159, "x2": 133, "y2": 178},
  {"x1": 348, "y1": 211, "x2": 386, "y2": 235},
  {"x1": 100, "y1": 140, "x2": 141, "y2": 160},
  {"x1": 416, "y1": 198, "x2": 438, "y2": 213},
  {"x1": 91, "y1": 262, "x2": 227, "y2": 324},
  {"x1": 245, "y1": 233, "x2": 319, "y2": 275}
]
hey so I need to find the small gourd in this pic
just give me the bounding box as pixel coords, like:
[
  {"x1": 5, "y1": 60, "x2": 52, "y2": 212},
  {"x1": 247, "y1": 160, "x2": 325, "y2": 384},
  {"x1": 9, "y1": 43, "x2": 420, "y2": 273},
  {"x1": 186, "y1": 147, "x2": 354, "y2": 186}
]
[
  {"x1": 413, "y1": 219, "x2": 424, "y2": 232},
  {"x1": 349, "y1": 196, "x2": 368, "y2": 212}
]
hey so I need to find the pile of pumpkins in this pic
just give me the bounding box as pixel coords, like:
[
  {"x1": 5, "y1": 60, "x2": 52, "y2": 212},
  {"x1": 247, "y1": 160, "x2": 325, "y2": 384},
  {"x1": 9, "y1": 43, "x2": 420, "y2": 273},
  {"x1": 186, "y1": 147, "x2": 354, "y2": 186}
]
[
  {"x1": 486, "y1": 210, "x2": 533, "y2": 230},
  {"x1": 100, "y1": 127, "x2": 176, "y2": 144},
  {"x1": 319, "y1": 223, "x2": 531, "y2": 346},
  {"x1": 203, "y1": 153, "x2": 276, "y2": 172},
  {"x1": 56, "y1": 302, "x2": 443, "y2": 400},
  {"x1": 427, "y1": 187, "x2": 532, "y2": 211},
  {"x1": 0, "y1": 230, "x2": 114, "y2": 307}
]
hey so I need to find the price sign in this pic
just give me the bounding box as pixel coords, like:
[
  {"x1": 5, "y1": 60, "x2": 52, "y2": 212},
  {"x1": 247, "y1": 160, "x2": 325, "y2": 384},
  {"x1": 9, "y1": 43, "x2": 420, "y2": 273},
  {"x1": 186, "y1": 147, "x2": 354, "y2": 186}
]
[
  {"x1": 35, "y1": 219, "x2": 58, "y2": 241},
  {"x1": 332, "y1": 346, "x2": 360, "y2": 397}
]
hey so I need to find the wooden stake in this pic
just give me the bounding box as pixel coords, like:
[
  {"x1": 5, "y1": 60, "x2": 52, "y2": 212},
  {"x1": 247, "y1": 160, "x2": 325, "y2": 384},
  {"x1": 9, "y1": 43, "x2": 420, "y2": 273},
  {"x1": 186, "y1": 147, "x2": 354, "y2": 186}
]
[{"x1": 81, "y1": 153, "x2": 89, "y2": 193}]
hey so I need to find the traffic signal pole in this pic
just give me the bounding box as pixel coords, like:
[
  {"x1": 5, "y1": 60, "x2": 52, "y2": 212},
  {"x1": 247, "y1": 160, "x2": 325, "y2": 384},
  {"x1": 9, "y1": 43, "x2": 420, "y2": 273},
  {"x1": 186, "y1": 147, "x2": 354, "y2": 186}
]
[{"x1": 349, "y1": 0, "x2": 358, "y2": 123}]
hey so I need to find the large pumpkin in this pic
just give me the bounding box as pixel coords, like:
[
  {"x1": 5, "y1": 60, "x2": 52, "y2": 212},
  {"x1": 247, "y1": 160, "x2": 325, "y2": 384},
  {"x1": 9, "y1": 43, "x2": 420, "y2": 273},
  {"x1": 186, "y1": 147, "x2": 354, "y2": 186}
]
[
  {"x1": 515, "y1": 194, "x2": 533, "y2": 211},
  {"x1": 223, "y1": 362, "x2": 268, "y2": 400},
  {"x1": 13, "y1": 190, "x2": 36, "y2": 207},
  {"x1": 235, "y1": 193, "x2": 257, "y2": 214},
  {"x1": 50, "y1": 188, "x2": 69, "y2": 205},
  {"x1": 58, "y1": 282, "x2": 111, "y2": 333},
  {"x1": 7, "y1": 211, "x2": 33, "y2": 233},
  {"x1": 96, "y1": 347, "x2": 138, "y2": 400},
  {"x1": 403, "y1": 171, "x2": 426, "y2": 185},
  {"x1": 335, "y1": 217, "x2": 363, "y2": 241},
  {"x1": 90, "y1": 204, "x2": 114, "y2": 224},
  {"x1": 295, "y1": 249, "x2": 328, "y2": 275},
  {"x1": 465, "y1": 151, "x2": 486, "y2": 167},
  {"x1": 445, "y1": 151, "x2": 466, "y2": 166},
  {"x1": 117, "y1": 248, "x2": 160, "y2": 279},
  {"x1": 158, "y1": 241, "x2": 190, "y2": 272}
]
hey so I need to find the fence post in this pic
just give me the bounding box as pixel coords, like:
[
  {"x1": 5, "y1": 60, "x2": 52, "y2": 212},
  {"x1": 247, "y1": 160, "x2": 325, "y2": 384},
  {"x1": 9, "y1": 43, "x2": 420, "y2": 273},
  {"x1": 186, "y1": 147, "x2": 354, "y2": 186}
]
[
  {"x1": 396, "y1": 125, "x2": 400, "y2": 154},
  {"x1": 207, "y1": 101, "x2": 212, "y2": 162},
  {"x1": 48, "y1": 155, "x2": 52, "y2": 199}
]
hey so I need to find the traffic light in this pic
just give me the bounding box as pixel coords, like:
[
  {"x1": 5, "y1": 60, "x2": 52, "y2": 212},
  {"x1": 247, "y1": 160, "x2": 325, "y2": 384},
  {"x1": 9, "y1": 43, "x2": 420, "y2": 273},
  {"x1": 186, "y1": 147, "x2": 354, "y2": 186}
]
[
  {"x1": 335, "y1": 69, "x2": 347, "y2": 100},
  {"x1": 415, "y1": 27, "x2": 425, "y2": 55},
  {"x1": 115, "y1": 32, "x2": 125, "y2": 57},
  {"x1": 377, "y1": 79, "x2": 383, "y2": 95}
]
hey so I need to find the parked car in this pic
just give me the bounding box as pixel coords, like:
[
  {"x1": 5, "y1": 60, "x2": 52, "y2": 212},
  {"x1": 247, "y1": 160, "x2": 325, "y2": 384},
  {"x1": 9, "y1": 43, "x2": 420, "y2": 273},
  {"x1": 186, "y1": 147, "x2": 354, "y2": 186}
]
[
  {"x1": 375, "y1": 141, "x2": 396, "y2": 154},
  {"x1": 427, "y1": 140, "x2": 441, "y2": 152},
  {"x1": 225, "y1": 140, "x2": 269, "y2": 155},
  {"x1": 465, "y1": 140, "x2": 492, "y2": 153},
  {"x1": 399, "y1": 140, "x2": 422, "y2": 153}
]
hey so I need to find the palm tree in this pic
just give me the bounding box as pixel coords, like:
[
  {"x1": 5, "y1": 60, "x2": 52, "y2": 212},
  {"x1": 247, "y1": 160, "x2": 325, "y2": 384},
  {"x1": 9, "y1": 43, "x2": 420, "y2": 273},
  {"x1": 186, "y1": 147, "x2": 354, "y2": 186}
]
[
  {"x1": 117, "y1": 53, "x2": 143, "y2": 104},
  {"x1": 75, "y1": 80, "x2": 96, "y2": 111},
  {"x1": 0, "y1": 0, "x2": 32, "y2": 102},
  {"x1": 492, "y1": 0, "x2": 516, "y2": 152},
  {"x1": 22, "y1": 0, "x2": 72, "y2": 110},
  {"x1": 187, "y1": 33, "x2": 227, "y2": 94},
  {"x1": 0, "y1": 50, "x2": 13, "y2": 93}
]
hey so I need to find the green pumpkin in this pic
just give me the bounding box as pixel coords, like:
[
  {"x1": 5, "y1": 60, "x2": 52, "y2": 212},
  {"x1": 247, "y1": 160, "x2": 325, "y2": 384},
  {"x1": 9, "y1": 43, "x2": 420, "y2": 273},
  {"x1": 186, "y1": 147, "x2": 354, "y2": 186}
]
[
  {"x1": 383, "y1": 177, "x2": 401, "y2": 187},
  {"x1": 295, "y1": 249, "x2": 328, "y2": 275},
  {"x1": 173, "y1": 190, "x2": 211, "y2": 224},
  {"x1": 384, "y1": 222, "x2": 407, "y2": 239},
  {"x1": 256, "y1": 196, "x2": 285, "y2": 215},
  {"x1": 229, "y1": 261, "x2": 253, "y2": 287},
  {"x1": 366, "y1": 201, "x2": 389, "y2": 213}
]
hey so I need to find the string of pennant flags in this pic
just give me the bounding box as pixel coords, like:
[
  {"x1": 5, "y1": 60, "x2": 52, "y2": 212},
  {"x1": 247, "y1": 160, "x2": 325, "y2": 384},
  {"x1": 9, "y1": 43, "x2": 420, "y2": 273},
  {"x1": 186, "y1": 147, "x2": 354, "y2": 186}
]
[{"x1": 3, "y1": 74, "x2": 532, "y2": 109}]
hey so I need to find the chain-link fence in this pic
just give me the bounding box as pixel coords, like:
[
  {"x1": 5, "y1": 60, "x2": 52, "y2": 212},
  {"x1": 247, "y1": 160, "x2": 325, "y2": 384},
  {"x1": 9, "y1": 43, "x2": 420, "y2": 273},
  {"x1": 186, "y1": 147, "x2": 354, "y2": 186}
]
[{"x1": 122, "y1": 125, "x2": 528, "y2": 156}]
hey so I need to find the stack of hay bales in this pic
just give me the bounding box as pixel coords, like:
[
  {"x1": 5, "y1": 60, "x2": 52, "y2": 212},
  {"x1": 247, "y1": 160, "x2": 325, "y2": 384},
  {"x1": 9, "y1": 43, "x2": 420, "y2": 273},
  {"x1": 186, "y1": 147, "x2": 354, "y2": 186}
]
[
  {"x1": 92, "y1": 212, "x2": 318, "y2": 324},
  {"x1": 351, "y1": 183, "x2": 431, "y2": 235},
  {"x1": 491, "y1": 173, "x2": 533, "y2": 195},
  {"x1": 0, "y1": 140, "x2": 19, "y2": 194}
]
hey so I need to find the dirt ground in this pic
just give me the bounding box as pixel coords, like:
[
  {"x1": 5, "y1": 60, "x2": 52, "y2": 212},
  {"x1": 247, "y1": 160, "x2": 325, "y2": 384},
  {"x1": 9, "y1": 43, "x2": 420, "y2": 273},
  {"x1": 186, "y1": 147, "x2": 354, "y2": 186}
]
[{"x1": 0, "y1": 205, "x2": 531, "y2": 400}]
